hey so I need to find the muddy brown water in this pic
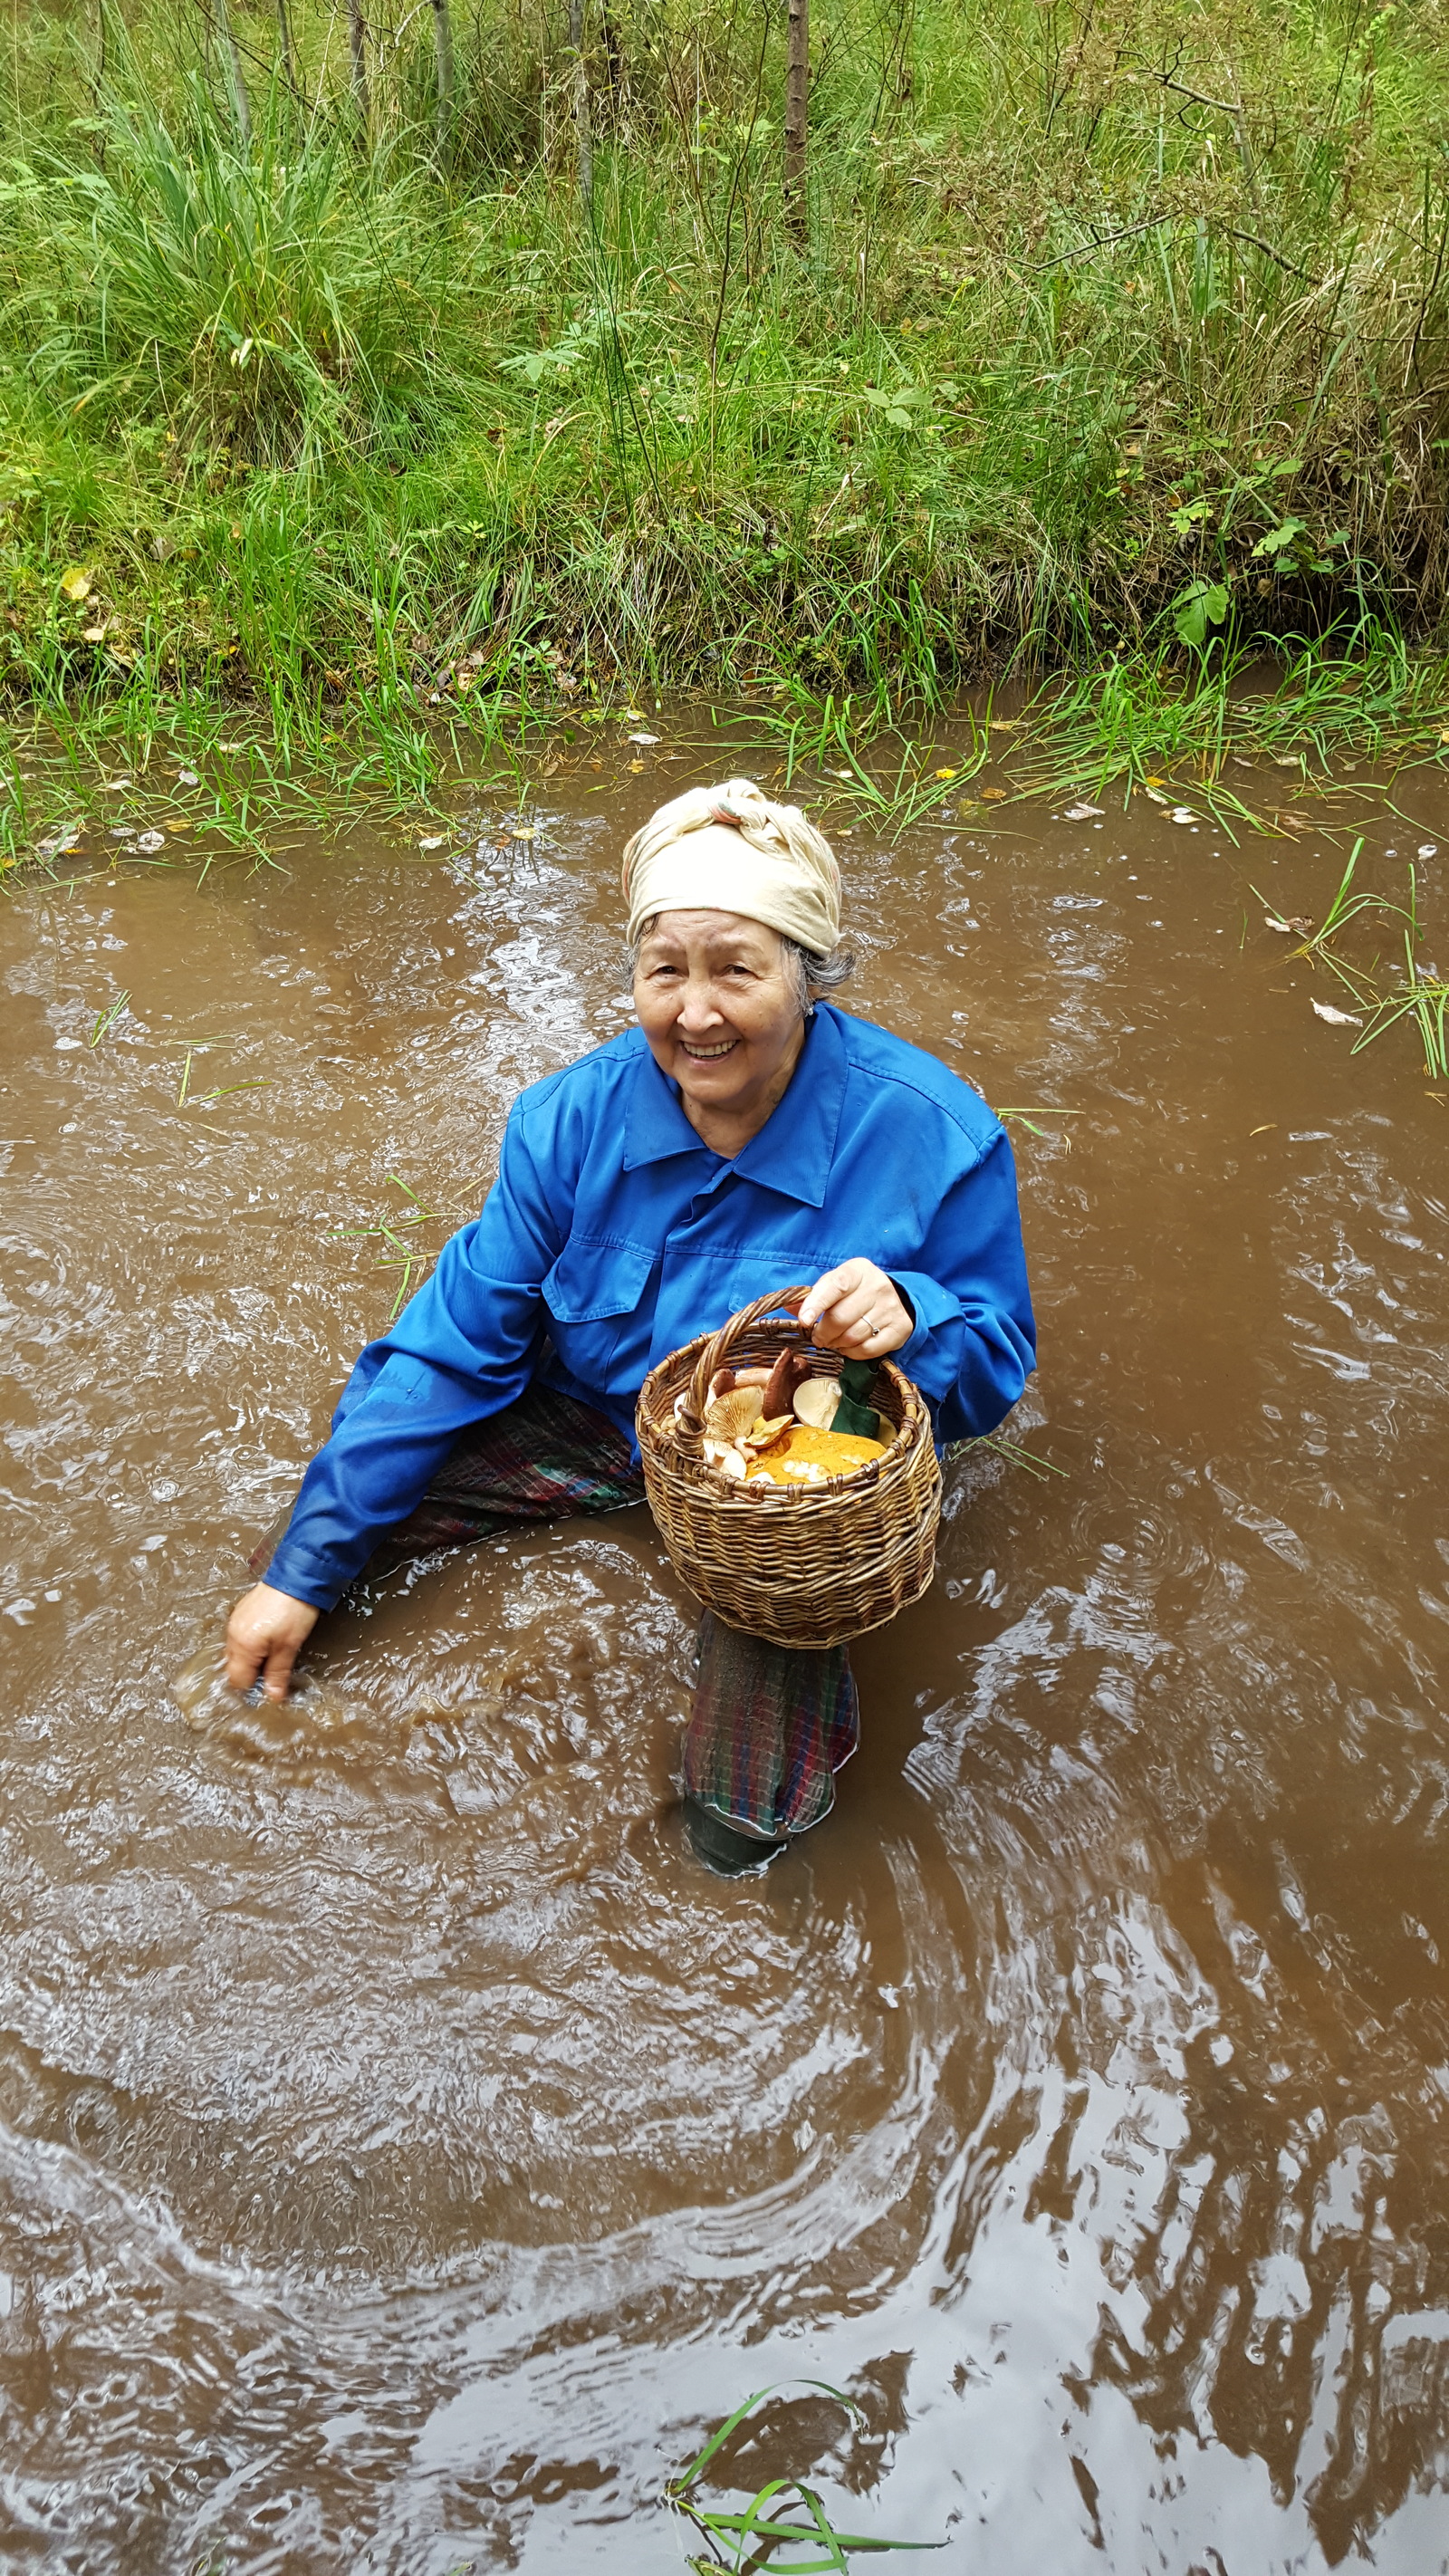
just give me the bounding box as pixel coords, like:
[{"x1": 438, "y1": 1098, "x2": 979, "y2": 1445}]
[{"x1": 1, "y1": 752, "x2": 1447, "y2": 2576}]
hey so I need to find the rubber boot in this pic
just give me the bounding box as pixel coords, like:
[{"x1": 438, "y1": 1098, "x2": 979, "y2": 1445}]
[{"x1": 683, "y1": 1796, "x2": 790, "y2": 1878}]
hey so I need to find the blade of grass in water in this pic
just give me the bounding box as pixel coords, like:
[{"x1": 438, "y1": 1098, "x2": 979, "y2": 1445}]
[{"x1": 664, "y1": 2381, "x2": 943, "y2": 2569}]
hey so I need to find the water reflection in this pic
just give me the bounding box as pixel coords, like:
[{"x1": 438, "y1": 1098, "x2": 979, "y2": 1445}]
[{"x1": 0, "y1": 772, "x2": 1445, "y2": 2571}]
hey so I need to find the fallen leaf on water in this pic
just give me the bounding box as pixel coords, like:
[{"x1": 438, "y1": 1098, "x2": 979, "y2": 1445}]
[
  {"x1": 162, "y1": 818, "x2": 191, "y2": 832},
  {"x1": 627, "y1": 731, "x2": 659, "y2": 745},
  {"x1": 512, "y1": 823, "x2": 538, "y2": 840},
  {"x1": 981, "y1": 786, "x2": 1007, "y2": 803},
  {"x1": 623, "y1": 706, "x2": 647, "y2": 720},
  {"x1": 1063, "y1": 802, "x2": 1105, "y2": 821},
  {"x1": 176, "y1": 768, "x2": 200, "y2": 786},
  {"x1": 1144, "y1": 774, "x2": 1166, "y2": 786},
  {"x1": 135, "y1": 830, "x2": 166, "y2": 853},
  {"x1": 836, "y1": 766, "x2": 853, "y2": 780},
  {"x1": 417, "y1": 834, "x2": 446, "y2": 851},
  {"x1": 1249, "y1": 1123, "x2": 1278, "y2": 1136},
  {"x1": 629, "y1": 760, "x2": 646, "y2": 774},
  {"x1": 989, "y1": 717, "x2": 1021, "y2": 732},
  {"x1": 934, "y1": 766, "x2": 958, "y2": 780},
  {"x1": 1312, "y1": 999, "x2": 1363, "y2": 1025},
  {"x1": 60, "y1": 565, "x2": 92, "y2": 601}
]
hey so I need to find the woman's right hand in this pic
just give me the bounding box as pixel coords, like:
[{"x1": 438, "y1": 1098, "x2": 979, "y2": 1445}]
[{"x1": 225, "y1": 1583, "x2": 320, "y2": 1703}]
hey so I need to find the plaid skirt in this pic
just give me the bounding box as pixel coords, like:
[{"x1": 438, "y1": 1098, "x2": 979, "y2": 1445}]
[{"x1": 253, "y1": 1383, "x2": 858, "y2": 1840}]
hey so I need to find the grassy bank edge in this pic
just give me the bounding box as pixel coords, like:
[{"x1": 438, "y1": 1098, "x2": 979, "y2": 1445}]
[{"x1": 6, "y1": 621, "x2": 1449, "y2": 885}]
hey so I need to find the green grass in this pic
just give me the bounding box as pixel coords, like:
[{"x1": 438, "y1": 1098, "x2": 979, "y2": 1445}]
[
  {"x1": 5, "y1": 0, "x2": 1449, "y2": 868},
  {"x1": 664, "y1": 2379, "x2": 943, "y2": 2570}
]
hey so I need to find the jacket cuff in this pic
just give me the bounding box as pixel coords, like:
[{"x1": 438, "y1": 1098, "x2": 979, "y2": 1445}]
[
  {"x1": 258, "y1": 1540, "x2": 352, "y2": 1616},
  {"x1": 888, "y1": 1269, "x2": 962, "y2": 1373}
]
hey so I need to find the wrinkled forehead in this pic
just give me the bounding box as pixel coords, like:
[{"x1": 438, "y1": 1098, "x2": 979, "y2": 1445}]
[{"x1": 636, "y1": 908, "x2": 786, "y2": 958}]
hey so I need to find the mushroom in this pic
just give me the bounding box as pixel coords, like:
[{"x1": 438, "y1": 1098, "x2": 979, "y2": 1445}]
[
  {"x1": 705, "y1": 1385, "x2": 764, "y2": 1445},
  {"x1": 742, "y1": 1413, "x2": 794, "y2": 1456},
  {"x1": 709, "y1": 1364, "x2": 772, "y2": 1399},
  {"x1": 793, "y1": 1376, "x2": 841, "y2": 1431},
  {"x1": 702, "y1": 1437, "x2": 750, "y2": 1479},
  {"x1": 763, "y1": 1347, "x2": 811, "y2": 1420}
]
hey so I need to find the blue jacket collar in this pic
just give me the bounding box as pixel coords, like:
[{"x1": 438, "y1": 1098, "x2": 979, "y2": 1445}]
[{"x1": 622, "y1": 1005, "x2": 848, "y2": 1208}]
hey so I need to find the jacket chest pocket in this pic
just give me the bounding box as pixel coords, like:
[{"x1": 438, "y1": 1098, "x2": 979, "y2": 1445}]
[{"x1": 542, "y1": 1236, "x2": 657, "y2": 1389}]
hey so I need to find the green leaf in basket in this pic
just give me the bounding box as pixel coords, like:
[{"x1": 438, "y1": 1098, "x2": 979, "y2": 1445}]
[{"x1": 834, "y1": 1359, "x2": 881, "y2": 1441}]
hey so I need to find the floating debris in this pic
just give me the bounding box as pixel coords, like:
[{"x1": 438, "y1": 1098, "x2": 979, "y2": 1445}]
[{"x1": 1312, "y1": 999, "x2": 1364, "y2": 1026}]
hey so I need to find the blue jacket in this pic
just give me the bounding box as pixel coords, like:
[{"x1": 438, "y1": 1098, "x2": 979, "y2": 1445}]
[{"x1": 265, "y1": 1005, "x2": 1036, "y2": 1609}]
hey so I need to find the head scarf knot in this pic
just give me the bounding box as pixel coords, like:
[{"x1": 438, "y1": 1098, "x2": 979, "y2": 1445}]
[{"x1": 621, "y1": 777, "x2": 841, "y2": 957}]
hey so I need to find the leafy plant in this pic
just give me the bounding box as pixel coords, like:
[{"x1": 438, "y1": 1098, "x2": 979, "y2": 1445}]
[{"x1": 1171, "y1": 578, "x2": 1230, "y2": 650}]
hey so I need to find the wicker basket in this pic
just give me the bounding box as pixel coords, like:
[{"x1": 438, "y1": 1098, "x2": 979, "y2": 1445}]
[{"x1": 636, "y1": 1284, "x2": 943, "y2": 1650}]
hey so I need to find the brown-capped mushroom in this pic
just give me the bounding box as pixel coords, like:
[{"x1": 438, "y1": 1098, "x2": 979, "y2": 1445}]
[{"x1": 763, "y1": 1348, "x2": 811, "y2": 1420}]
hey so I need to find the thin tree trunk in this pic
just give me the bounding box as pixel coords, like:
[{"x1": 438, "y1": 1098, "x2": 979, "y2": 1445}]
[
  {"x1": 784, "y1": 0, "x2": 809, "y2": 246},
  {"x1": 568, "y1": 0, "x2": 593, "y2": 220},
  {"x1": 430, "y1": 0, "x2": 455, "y2": 160},
  {"x1": 348, "y1": 0, "x2": 369, "y2": 130},
  {"x1": 275, "y1": 0, "x2": 296, "y2": 92},
  {"x1": 212, "y1": 0, "x2": 252, "y2": 146}
]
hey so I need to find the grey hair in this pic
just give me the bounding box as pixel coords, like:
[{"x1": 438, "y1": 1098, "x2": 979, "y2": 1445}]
[
  {"x1": 782, "y1": 937, "x2": 855, "y2": 1014},
  {"x1": 628, "y1": 919, "x2": 854, "y2": 1017}
]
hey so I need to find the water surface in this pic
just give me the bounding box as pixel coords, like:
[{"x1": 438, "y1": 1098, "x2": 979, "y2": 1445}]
[{"x1": 2, "y1": 753, "x2": 1446, "y2": 2573}]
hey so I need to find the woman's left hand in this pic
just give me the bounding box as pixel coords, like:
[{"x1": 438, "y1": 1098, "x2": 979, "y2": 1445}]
[{"x1": 799, "y1": 1260, "x2": 914, "y2": 1358}]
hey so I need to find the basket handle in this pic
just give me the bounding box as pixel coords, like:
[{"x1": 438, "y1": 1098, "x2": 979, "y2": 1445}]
[{"x1": 677, "y1": 1284, "x2": 811, "y2": 1445}]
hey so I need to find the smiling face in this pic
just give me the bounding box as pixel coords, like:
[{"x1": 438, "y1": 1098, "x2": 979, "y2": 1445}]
[{"x1": 632, "y1": 908, "x2": 808, "y2": 1151}]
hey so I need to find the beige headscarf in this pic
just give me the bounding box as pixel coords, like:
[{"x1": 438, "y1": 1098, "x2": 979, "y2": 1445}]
[{"x1": 621, "y1": 777, "x2": 841, "y2": 958}]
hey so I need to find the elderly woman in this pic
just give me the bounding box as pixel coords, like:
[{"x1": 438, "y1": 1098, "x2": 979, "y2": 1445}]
[{"x1": 226, "y1": 781, "x2": 1035, "y2": 1873}]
